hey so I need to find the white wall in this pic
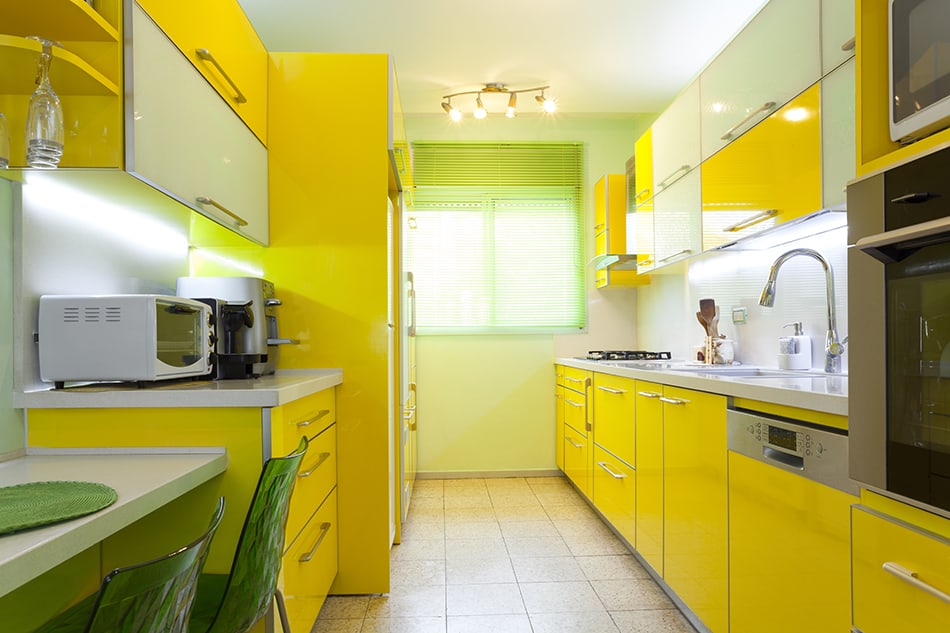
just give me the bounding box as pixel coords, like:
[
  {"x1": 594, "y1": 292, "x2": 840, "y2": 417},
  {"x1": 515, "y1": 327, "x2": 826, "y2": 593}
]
[
  {"x1": 405, "y1": 113, "x2": 651, "y2": 475},
  {"x1": 0, "y1": 177, "x2": 22, "y2": 455}
]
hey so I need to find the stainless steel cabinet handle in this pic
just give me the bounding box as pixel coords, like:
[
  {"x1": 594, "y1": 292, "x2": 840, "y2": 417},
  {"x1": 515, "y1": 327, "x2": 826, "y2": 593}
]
[
  {"x1": 720, "y1": 101, "x2": 776, "y2": 140},
  {"x1": 659, "y1": 249, "x2": 692, "y2": 264},
  {"x1": 565, "y1": 437, "x2": 584, "y2": 449},
  {"x1": 841, "y1": 36, "x2": 856, "y2": 52},
  {"x1": 660, "y1": 397, "x2": 689, "y2": 405},
  {"x1": 196, "y1": 196, "x2": 249, "y2": 227},
  {"x1": 596, "y1": 386, "x2": 627, "y2": 395},
  {"x1": 638, "y1": 258, "x2": 654, "y2": 267},
  {"x1": 403, "y1": 406, "x2": 416, "y2": 420},
  {"x1": 298, "y1": 452, "x2": 331, "y2": 477},
  {"x1": 637, "y1": 391, "x2": 661, "y2": 398},
  {"x1": 882, "y1": 562, "x2": 950, "y2": 604},
  {"x1": 597, "y1": 461, "x2": 626, "y2": 479},
  {"x1": 297, "y1": 409, "x2": 331, "y2": 427},
  {"x1": 565, "y1": 377, "x2": 583, "y2": 384},
  {"x1": 594, "y1": 223, "x2": 606, "y2": 231},
  {"x1": 298, "y1": 522, "x2": 332, "y2": 562},
  {"x1": 856, "y1": 214, "x2": 950, "y2": 263},
  {"x1": 635, "y1": 187, "x2": 650, "y2": 202},
  {"x1": 657, "y1": 164, "x2": 691, "y2": 189},
  {"x1": 195, "y1": 48, "x2": 248, "y2": 104},
  {"x1": 565, "y1": 399, "x2": 584, "y2": 408},
  {"x1": 724, "y1": 209, "x2": 778, "y2": 232}
]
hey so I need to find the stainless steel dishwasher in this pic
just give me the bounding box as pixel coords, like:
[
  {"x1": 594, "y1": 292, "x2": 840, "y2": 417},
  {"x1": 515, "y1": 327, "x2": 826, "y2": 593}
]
[{"x1": 727, "y1": 407, "x2": 859, "y2": 633}]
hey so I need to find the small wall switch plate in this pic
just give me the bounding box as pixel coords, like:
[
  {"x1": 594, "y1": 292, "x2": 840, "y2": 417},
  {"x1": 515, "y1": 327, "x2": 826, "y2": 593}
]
[{"x1": 732, "y1": 306, "x2": 748, "y2": 324}]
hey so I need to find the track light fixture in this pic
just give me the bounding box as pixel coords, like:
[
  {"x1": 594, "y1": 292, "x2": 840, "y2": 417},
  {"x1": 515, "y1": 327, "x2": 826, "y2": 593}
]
[{"x1": 441, "y1": 83, "x2": 555, "y2": 119}]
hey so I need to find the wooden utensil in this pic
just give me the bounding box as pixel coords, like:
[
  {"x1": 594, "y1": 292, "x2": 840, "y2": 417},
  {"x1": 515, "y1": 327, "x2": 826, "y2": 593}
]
[
  {"x1": 696, "y1": 311, "x2": 709, "y2": 336},
  {"x1": 709, "y1": 305, "x2": 720, "y2": 338},
  {"x1": 699, "y1": 298, "x2": 718, "y2": 338}
]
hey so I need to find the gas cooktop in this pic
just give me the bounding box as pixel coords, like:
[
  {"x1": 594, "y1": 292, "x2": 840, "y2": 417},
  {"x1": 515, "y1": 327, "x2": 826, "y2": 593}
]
[{"x1": 584, "y1": 350, "x2": 672, "y2": 361}]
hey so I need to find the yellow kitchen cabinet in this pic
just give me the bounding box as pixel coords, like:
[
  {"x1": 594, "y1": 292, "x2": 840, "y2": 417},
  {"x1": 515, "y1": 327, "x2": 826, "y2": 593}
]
[
  {"x1": 561, "y1": 366, "x2": 592, "y2": 437},
  {"x1": 701, "y1": 84, "x2": 821, "y2": 250},
  {"x1": 555, "y1": 366, "x2": 566, "y2": 471},
  {"x1": 135, "y1": 0, "x2": 268, "y2": 144},
  {"x1": 591, "y1": 444, "x2": 635, "y2": 545},
  {"x1": 852, "y1": 499, "x2": 950, "y2": 633},
  {"x1": 634, "y1": 381, "x2": 663, "y2": 574},
  {"x1": 592, "y1": 372, "x2": 635, "y2": 466},
  {"x1": 592, "y1": 174, "x2": 642, "y2": 288},
  {"x1": 632, "y1": 130, "x2": 655, "y2": 273},
  {"x1": 564, "y1": 423, "x2": 592, "y2": 500},
  {"x1": 662, "y1": 386, "x2": 728, "y2": 633},
  {"x1": 729, "y1": 450, "x2": 855, "y2": 633},
  {"x1": 0, "y1": 0, "x2": 123, "y2": 169}
]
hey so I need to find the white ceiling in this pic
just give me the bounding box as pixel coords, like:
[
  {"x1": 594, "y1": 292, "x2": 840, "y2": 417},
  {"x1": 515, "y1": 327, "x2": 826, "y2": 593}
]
[{"x1": 237, "y1": 0, "x2": 768, "y2": 117}]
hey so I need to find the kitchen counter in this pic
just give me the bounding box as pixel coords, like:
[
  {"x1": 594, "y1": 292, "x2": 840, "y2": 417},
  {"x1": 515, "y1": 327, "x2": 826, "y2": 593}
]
[
  {"x1": 0, "y1": 447, "x2": 228, "y2": 596},
  {"x1": 13, "y1": 369, "x2": 343, "y2": 409},
  {"x1": 557, "y1": 358, "x2": 847, "y2": 416}
]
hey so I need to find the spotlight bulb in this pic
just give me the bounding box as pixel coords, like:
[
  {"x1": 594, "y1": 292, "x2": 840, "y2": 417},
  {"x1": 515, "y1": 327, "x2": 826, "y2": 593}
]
[
  {"x1": 506, "y1": 93, "x2": 517, "y2": 118},
  {"x1": 449, "y1": 107, "x2": 462, "y2": 122},
  {"x1": 474, "y1": 95, "x2": 487, "y2": 120},
  {"x1": 536, "y1": 93, "x2": 556, "y2": 113}
]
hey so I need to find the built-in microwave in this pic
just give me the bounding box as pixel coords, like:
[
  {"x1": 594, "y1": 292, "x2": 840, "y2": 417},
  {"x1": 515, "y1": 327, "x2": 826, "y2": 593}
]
[
  {"x1": 38, "y1": 294, "x2": 214, "y2": 388},
  {"x1": 889, "y1": 0, "x2": 950, "y2": 143},
  {"x1": 848, "y1": 145, "x2": 950, "y2": 518}
]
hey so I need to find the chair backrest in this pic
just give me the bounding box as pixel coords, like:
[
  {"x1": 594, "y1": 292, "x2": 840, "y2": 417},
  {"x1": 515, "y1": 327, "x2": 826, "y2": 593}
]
[
  {"x1": 203, "y1": 436, "x2": 308, "y2": 633},
  {"x1": 83, "y1": 496, "x2": 225, "y2": 633}
]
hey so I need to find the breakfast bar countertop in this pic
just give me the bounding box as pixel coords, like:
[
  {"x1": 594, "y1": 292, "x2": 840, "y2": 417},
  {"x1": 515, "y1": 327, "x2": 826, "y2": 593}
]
[{"x1": 12, "y1": 369, "x2": 343, "y2": 409}]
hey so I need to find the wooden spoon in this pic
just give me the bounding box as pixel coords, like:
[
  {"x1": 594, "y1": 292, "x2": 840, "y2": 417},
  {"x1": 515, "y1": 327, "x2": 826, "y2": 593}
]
[
  {"x1": 696, "y1": 311, "x2": 709, "y2": 336},
  {"x1": 709, "y1": 305, "x2": 720, "y2": 339},
  {"x1": 699, "y1": 298, "x2": 717, "y2": 337}
]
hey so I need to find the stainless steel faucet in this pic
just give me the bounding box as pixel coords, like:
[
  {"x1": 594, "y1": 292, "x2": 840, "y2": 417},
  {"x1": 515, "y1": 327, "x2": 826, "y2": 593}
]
[{"x1": 759, "y1": 248, "x2": 846, "y2": 373}]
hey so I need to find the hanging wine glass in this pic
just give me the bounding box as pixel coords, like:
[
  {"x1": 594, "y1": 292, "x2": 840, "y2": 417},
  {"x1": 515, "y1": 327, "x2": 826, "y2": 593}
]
[
  {"x1": 0, "y1": 113, "x2": 9, "y2": 169},
  {"x1": 25, "y1": 37, "x2": 64, "y2": 169}
]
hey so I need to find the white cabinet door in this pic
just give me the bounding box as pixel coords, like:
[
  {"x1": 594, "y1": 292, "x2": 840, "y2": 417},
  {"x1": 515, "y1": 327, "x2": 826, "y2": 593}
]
[
  {"x1": 652, "y1": 168, "x2": 701, "y2": 269},
  {"x1": 700, "y1": 0, "x2": 821, "y2": 161},
  {"x1": 821, "y1": 57, "x2": 855, "y2": 210},
  {"x1": 127, "y1": 3, "x2": 268, "y2": 245},
  {"x1": 651, "y1": 80, "x2": 700, "y2": 194},
  {"x1": 821, "y1": 0, "x2": 855, "y2": 75}
]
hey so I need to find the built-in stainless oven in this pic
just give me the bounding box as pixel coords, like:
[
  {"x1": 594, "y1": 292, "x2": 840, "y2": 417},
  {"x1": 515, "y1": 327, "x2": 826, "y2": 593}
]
[{"x1": 848, "y1": 144, "x2": 950, "y2": 517}]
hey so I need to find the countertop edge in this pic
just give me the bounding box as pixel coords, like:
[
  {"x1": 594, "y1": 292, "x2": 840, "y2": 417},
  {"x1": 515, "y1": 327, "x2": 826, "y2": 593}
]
[{"x1": 556, "y1": 358, "x2": 848, "y2": 417}]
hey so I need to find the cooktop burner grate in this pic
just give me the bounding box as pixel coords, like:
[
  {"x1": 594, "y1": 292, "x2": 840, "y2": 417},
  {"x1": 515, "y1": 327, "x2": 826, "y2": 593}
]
[{"x1": 586, "y1": 350, "x2": 672, "y2": 361}]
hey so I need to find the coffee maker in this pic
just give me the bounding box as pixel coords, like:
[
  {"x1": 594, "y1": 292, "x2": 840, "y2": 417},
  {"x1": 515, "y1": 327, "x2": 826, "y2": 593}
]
[{"x1": 176, "y1": 277, "x2": 292, "y2": 379}]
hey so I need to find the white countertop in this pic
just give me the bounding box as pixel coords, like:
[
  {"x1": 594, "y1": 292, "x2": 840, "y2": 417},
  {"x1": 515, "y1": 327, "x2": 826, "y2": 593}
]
[
  {"x1": 13, "y1": 369, "x2": 343, "y2": 409},
  {"x1": 557, "y1": 358, "x2": 847, "y2": 417},
  {"x1": 0, "y1": 447, "x2": 228, "y2": 596}
]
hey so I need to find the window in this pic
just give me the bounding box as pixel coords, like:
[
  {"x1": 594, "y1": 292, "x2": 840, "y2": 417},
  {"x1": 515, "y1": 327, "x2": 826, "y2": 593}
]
[{"x1": 406, "y1": 142, "x2": 585, "y2": 333}]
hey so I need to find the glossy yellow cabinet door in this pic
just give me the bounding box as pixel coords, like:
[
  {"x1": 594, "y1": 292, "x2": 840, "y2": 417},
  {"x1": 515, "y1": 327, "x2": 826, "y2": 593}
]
[
  {"x1": 561, "y1": 367, "x2": 591, "y2": 437},
  {"x1": 852, "y1": 505, "x2": 950, "y2": 633},
  {"x1": 136, "y1": 0, "x2": 268, "y2": 144},
  {"x1": 634, "y1": 382, "x2": 663, "y2": 574},
  {"x1": 592, "y1": 373, "x2": 635, "y2": 466},
  {"x1": 593, "y1": 174, "x2": 640, "y2": 287},
  {"x1": 564, "y1": 423, "x2": 592, "y2": 500},
  {"x1": 591, "y1": 445, "x2": 635, "y2": 545},
  {"x1": 555, "y1": 383, "x2": 565, "y2": 471},
  {"x1": 701, "y1": 84, "x2": 821, "y2": 250},
  {"x1": 662, "y1": 386, "x2": 727, "y2": 633}
]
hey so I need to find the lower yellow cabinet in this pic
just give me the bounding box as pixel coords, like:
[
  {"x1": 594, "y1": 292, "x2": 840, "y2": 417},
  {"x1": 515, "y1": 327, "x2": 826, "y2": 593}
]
[
  {"x1": 591, "y1": 445, "x2": 635, "y2": 545},
  {"x1": 555, "y1": 384, "x2": 565, "y2": 471},
  {"x1": 852, "y1": 504, "x2": 950, "y2": 633},
  {"x1": 563, "y1": 424, "x2": 591, "y2": 500},
  {"x1": 634, "y1": 381, "x2": 664, "y2": 574}
]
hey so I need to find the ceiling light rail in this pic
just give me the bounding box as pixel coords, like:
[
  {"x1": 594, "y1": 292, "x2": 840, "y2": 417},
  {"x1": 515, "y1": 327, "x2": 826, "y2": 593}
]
[{"x1": 441, "y1": 83, "x2": 555, "y2": 120}]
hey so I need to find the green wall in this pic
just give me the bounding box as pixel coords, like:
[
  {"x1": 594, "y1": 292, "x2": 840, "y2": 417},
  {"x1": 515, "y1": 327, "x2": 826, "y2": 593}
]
[{"x1": 0, "y1": 178, "x2": 23, "y2": 455}]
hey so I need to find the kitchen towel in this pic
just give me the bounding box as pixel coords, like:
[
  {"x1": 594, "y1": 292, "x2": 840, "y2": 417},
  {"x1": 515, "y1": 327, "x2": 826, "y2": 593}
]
[{"x1": 0, "y1": 480, "x2": 118, "y2": 535}]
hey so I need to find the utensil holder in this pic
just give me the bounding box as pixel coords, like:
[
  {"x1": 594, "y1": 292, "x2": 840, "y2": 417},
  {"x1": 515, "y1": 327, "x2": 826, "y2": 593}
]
[{"x1": 704, "y1": 336, "x2": 735, "y2": 365}]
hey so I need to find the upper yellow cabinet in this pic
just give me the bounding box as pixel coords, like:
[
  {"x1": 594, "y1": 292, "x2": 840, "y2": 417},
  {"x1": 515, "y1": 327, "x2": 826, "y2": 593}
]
[
  {"x1": 699, "y1": 0, "x2": 820, "y2": 162},
  {"x1": 651, "y1": 80, "x2": 700, "y2": 194},
  {"x1": 136, "y1": 0, "x2": 268, "y2": 144},
  {"x1": 821, "y1": 0, "x2": 855, "y2": 75},
  {"x1": 701, "y1": 84, "x2": 822, "y2": 250},
  {"x1": 593, "y1": 174, "x2": 643, "y2": 287}
]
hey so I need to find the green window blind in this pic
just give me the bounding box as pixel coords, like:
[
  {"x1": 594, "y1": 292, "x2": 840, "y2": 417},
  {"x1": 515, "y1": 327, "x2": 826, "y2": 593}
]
[{"x1": 407, "y1": 142, "x2": 585, "y2": 333}]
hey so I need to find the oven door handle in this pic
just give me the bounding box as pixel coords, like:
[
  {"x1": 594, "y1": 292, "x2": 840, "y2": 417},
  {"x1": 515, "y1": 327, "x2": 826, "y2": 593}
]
[{"x1": 855, "y1": 215, "x2": 950, "y2": 263}]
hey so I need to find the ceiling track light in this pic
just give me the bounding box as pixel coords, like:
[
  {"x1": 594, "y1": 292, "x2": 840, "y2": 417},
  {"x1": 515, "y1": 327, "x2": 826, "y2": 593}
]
[{"x1": 440, "y1": 83, "x2": 554, "y2": 120}]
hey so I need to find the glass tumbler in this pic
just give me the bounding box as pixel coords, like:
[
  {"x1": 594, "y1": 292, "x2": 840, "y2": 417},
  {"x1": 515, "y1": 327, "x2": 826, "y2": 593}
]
[
  {"x1": 25, "y1": 38, "x2": 64, "y2": 169},
  {"x1": 0, "y1": 113, "x2": 9, "y2": 169}
]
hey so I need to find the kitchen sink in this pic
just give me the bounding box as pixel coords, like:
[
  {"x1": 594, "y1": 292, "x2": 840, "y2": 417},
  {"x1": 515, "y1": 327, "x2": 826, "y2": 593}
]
[{"x1": 668, "y1": 366, "x2": 840, "y2": 378}]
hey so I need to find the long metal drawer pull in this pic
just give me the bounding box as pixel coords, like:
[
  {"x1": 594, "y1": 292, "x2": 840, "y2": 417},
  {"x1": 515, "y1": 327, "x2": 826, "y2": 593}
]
[
  {"x1": 659, "y1": 397, "x2": 689, "y2": 405},
  {"x1": 658, "y1": 249, "x2": 692, "y2": 264},
  {"x1": 297, "y1": 409, "x2": 331, "y2": 427},
  {"x1": 882, "y1": 562, "x2": 950, "y2": 604},
  {"x1": 298, "y1": 522, "x2": 332, "y2": 562},
  {"x1": 637, "y1": 391, "x2": 661, "y2": 398},
  {"x1": 720, "y1": 101, "x2": 776, "y2": 140},
  {"x1": 841, "y1": 36, "x2": 856, "y2": 52},
  {"x1": 195, "y1": 48, "x2": 248, "y2": 104},
  {"x1": 638, "y1": 258, "x2": 654, "y2": 267},
  {"x1": 597, "y1": 461, "x2": 626, "y2": 479},
  {"x1": 657, "y1": 164, "x2": 691, "y2": 189},
  {"x1": 196, "y1": 196, "x2": 249, "y2": 226},
  {"x1": 635, "y1": 187, "x2": 650, "y2": 201},
  {"x1": 855, "y1": 214, "x2": 950, "y2": 263},
  {"x1": 565, "y1": 377, "x2": 583, "y2": 384},
  {"x1": 298, "y1": 452, "x2": 331, "y2": 478},
  {"x1": 566, "y1": 438, "x2": 584, "y2": 449},
  {"x1": 596, "y1": 386, "x2": 627, "y2": 395},
  {"x1": 594, "y1": 223, "x2": 606, "y2": 231},
  {"x1": 565, "y1": 399, "x2": 584, "y2": 408},
  {"x1": 724, "y1": 209, "x2": 778, "y2": 232}
]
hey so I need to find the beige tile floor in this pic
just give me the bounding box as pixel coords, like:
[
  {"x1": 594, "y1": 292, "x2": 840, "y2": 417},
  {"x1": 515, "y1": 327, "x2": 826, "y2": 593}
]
[{"x1": 310, "y1": 476, "x2": 697, "y2": 633}]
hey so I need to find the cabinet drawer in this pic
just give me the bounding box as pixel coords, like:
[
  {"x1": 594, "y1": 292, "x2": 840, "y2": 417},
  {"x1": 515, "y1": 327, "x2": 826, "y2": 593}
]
[
  {"x1": 563, "y1": 389, "x2": 589, "y2": 437},
  {"x1": 564, "y1": 424, "x2": 591, "y2": 500},
  {"x1": 561, "y1": 367, "x2": 592, "y2": 393},
  {"x1": 593, "y1": 373, "x2": 635, "y2": 466},
  {"x1": 852, "y1": 505, "x2": 950, "y2": 633},
  {"x1": 591, "y1": 445, "x2": 635, "y2": 546},
  {"x1": 286, "y1": 424, "x2": 336, "y2": 543},
  {"x1": 281, "y1": 489, "x2": 338, "y2": 631},
  {"x1": 278, "y1": 389, "x2": 336, "y2": 454}
]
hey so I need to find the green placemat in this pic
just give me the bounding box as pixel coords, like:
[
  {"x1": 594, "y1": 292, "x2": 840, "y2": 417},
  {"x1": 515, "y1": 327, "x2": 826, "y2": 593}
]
[{"x1": 0, "y1": 481, "x2": 118, "y2": 536}]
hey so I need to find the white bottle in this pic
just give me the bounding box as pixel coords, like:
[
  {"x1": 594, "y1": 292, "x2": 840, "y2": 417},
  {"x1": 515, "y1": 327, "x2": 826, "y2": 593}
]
[{"x1": 777, "y1": 321, "x2": 811, "y2": 370}]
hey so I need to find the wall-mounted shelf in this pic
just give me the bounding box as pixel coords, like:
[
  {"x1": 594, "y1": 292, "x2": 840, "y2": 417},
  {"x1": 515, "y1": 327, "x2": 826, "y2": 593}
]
[
  {"x1": 4, "y1": 0, "x2": 119, "y2": 42},
  {"x1": 0, "y1": 35, "x2": 119, "y2": 96}
]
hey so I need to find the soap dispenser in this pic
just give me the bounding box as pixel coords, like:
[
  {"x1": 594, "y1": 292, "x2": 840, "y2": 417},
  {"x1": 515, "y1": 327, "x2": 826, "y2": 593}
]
[{"x1": 777, "y1": 321, "x2": 811, "y2": 370}]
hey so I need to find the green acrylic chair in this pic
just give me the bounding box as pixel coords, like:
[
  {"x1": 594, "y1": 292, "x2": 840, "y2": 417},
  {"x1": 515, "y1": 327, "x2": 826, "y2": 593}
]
[
  {"x1": 32, "y1": 496, "x2": 225, "y2": 633},
  {"x1": 188, "y1": 436, "x2": 309, "y2": 633}
]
